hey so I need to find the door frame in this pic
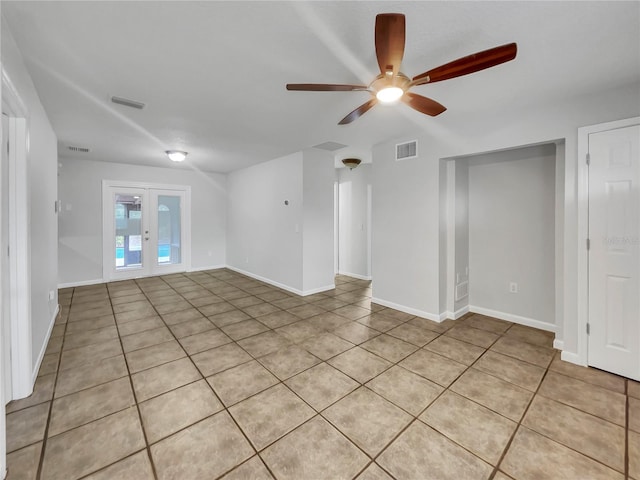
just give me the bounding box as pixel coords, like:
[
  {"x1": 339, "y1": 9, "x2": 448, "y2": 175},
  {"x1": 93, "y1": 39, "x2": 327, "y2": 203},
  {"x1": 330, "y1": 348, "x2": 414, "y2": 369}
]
[
  {"x1": 2, "y1": 69, "x2": 33, "y2": 402},
  {"x1": 102, "y1": 180, "x2": 191, "y2": 282},
  {"x1": 577, "y1": 116, "x2": 640, "y2": 367}
]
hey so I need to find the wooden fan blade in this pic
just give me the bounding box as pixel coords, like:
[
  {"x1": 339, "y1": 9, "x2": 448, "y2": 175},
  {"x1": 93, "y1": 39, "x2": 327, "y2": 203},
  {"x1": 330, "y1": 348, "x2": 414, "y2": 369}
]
[
  {"x1": 375, "y1": 13, "x2": 405, "y2": 77},
  {"x1": 338, "y1": 98, "x2": 378, "y2": 125},
  {"x1": 402, "y1": 92, "x2": 446, "y2": 116},
  {"x1": 286, "y1": 83, "x2": 368, "y2": 91},
  {"x1": 412, "y1": 43, "x2": 517, "y2": 86}
]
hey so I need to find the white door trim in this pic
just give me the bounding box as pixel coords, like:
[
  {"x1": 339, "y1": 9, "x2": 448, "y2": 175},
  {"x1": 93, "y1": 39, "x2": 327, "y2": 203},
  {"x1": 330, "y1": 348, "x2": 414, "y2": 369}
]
[
  {"x1": 2, "y1": 69, "x2": 32, "y2": 401},
  {"x1": 576, "y1": 116, "x2": 640, "y2": 367},
  {"x1": 1, "y1": 65, "x2": 33, "y2": 479},
  {"x1": 102, "y1": 180, "x2": 191, "y2": 282},
  {"x1": 7, "y1": 118, "x2": 31, "y2": 399}
]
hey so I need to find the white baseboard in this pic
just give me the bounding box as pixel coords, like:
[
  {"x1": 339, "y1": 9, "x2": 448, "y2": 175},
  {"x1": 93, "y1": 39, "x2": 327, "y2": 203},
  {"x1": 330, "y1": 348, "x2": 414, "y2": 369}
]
[
  {"x1": 444, "y1": 305, "x2": 470, "y2": 320},
  {"x1": 560, "y1": 349, "x2": 585, "y2": 366},
  {"x1": 553, "y1": 339, "x2": 564, "y2": 350},
  {"x1": 371, "y1": 297, "x2": 442, "y2": 322},
  {"x1": 31, "y1": 304, "x2": 59, "y2": 386},
  {"x1": 225, "y1": 265, "x2": 334, "y2": 297},
  {"x1": 469, "y1": 305, "x2": 556, "y2": 333},
  {"x1": 337, "y1": 271, "x2": 372, "y2": 281},
  {"x1": 302, "y1": 284, "x2": 336, "y2": 296},
  {"x1": 58, "y1": 278, "x2": 104, "y2": 289},
  {"x1": 188, "y1": 264, "x2": 226, "y2": 273}
]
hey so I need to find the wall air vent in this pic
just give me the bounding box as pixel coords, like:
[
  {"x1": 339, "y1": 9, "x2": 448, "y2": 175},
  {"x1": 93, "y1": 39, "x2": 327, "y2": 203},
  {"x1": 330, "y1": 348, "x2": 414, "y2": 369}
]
[
  {"x1": 110, "y1": 96, "x2": 146, "y2": 110},
  {"x1": 396, "y1": 140, "x2": 418, "y2": 161},
  {"x1": 67, "y1": 146, "x2": 90, "y2": 153}
]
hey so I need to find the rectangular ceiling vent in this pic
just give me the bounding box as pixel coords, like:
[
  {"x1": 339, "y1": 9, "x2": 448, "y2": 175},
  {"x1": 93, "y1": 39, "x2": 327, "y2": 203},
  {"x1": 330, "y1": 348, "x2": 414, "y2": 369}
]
[
  {"x1": 313, "y1": 141, "x2": 347, "y2": 151},
  {"x1": 396, "y1": 140, "x2": 418, "y2": 161},
  {"x1": 67, "y1": 146, "x2": 90, "y2": 153},
  {"x1": 111, "y1": 96, "x2": 146, "y2": 110}
]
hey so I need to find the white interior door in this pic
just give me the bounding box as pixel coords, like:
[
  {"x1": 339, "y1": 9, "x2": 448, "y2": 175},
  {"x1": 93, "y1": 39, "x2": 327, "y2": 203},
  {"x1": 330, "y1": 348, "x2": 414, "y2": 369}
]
[
  {"x1": 588, "y1": 124, "x2": 640, "y2": 380},
  {"x1": 103, "y1": 183, "x2": 190, "y2": 281}
]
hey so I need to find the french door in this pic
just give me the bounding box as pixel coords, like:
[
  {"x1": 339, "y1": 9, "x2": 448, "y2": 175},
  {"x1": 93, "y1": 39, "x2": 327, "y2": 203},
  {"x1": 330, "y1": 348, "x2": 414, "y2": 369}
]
[{"x1": 103, "y1": 182, "x2": 190, "y2": 281}]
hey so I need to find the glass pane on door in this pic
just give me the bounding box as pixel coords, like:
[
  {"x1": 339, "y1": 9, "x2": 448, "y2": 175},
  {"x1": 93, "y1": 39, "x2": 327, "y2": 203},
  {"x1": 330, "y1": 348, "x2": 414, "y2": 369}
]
[
  {"x1": 114, "y1": 193, "x2": 143, "y2": 269},
  {"x1": 157, "y1": 194, "x2": 181, "y2": 265}
]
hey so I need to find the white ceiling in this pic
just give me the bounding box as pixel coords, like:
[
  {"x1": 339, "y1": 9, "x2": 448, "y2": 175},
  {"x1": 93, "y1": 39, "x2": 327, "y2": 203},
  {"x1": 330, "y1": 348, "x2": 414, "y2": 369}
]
[{"x1": 3, "y1": 1, "x2": 639, "y2": 173}]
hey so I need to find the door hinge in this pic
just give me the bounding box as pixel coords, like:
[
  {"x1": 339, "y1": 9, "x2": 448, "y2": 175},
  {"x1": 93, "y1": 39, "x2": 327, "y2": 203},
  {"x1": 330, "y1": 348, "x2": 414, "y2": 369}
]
[
  {"x1": 586, "y1": 323, "x2": 590, "y2": 335},
  {"x1": 586, "y1": 238, "x2": 590, "y2": 250},
  {"x1": 586, "y1": 153, "x2": 590, "y2": 165}
]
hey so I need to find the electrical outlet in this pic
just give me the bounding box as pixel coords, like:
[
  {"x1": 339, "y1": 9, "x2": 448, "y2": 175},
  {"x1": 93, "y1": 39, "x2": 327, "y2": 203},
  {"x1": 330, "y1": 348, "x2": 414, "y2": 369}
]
[
  {"x1": 245, "y1": 256, "x2": 249, "y2": 263},
  {"x1": 509, "y1": 282, "x2": 518, "y2": 294},
  {"x1": 48, "y1": 290, "x2": 55, "y2": 301}
]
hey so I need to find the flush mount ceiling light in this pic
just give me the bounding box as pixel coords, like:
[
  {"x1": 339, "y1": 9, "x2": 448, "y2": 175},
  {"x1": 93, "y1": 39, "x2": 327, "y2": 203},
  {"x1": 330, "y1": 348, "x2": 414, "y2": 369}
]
[
  {"x1": 342, "y1": 158, "x2": 362, "y2": 170},
  {"x1": 165, "y1": 150, "x2": 188, "y2": 162}
]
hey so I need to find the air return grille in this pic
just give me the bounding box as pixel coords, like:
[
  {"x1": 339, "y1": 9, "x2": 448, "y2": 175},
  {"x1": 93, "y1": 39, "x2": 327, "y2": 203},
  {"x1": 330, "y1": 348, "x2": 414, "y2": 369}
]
[
  {"x1": 67, "y1": 146, "x2": 90, "y2": 153},
  {"x1": 396, "y1": 140, "x2": 418, "y2": 161},
  {"x1": 455, "y1": 281, "x2": 469, "y2": 301}
]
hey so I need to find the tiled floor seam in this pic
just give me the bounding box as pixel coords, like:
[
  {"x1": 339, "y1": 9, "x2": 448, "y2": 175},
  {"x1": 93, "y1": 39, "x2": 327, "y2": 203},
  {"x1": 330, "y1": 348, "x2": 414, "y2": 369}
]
[
  {"x1": 35, "y1": 289, "x2": 72, "y2": 480},
  {"x1": 133, "y1": 277, "x2": 266, "y2": 479},
  {"x1": 176, "y1": 273, "x2": 384, "y2": 478},
  {"x1": 491, "y1": 367, "x2": 551, "y2": 478},
  {"x1": 19, "y1": 271, "x2": 631, "y2": 480},
  {"x1": 111, "y1": 286, "x2": 161, "y2": 480},
  {"x1": 494, "y1": 365, "x2": 629, "y2": 477},
  {"x1": 626, "y1": 381, "x2": 630, "y2": 479}
]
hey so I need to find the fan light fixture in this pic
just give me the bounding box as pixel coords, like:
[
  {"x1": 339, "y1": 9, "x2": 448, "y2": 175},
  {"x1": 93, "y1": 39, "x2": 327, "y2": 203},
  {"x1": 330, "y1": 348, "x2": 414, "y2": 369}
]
[
  {"x1": 342, "y1": 158, "x2": 362, "y2": 170},
  {"x1": 166, "y1": 150, "x2": 188, "y2": 162},
  {"x1": 376, "y1": 86, "x2": 404, "y2": 103}
]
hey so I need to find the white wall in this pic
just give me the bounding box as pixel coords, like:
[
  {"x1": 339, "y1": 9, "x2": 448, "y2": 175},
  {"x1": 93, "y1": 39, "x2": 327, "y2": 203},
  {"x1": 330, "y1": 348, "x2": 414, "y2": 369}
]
[
  {"x1": 58, "y1": 157, "x2": 226, "y2": 285},
  {"x1": 338, "y1": 164, "x2": 371, "y2": 279},
  {"x1": 226, "y1": 149, "x2": 335, "y2": 294},
  {"x1": 2, "y1": 16, "x2": 58, "y2": 382},
  {"x1": 371, "y1": 140, "x2": 441, "y2": 318},
  {"x1": 372, "y1": 80, "x2": 640, "y2": 359},
  {"x1": 227, "y1": 152, "x2": 304, "y2": 290},
  {"x1": 468, "y1": 144, "x2": 556, "y2": 329},
  {"x1": 302, "y1": 149, "x2": 335, "y2": 292}
]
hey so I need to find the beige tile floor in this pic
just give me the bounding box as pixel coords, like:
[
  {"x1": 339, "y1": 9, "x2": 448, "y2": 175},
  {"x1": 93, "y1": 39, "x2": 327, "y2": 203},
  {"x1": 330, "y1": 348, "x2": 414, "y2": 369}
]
[{"x1": 5, "y1": 269, "x2": 639, "y2": 480}]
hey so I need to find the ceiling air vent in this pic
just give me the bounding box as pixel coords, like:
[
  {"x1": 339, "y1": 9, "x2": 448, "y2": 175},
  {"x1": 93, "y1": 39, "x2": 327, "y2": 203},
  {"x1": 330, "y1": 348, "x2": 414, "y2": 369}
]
[
  {"x1": 67, "y1": 146, "x2": 90, "y2": 153},
  {"x1": 313, "y1": 141, "x2": 347, "y2": 151},
  {"x1": 396, "y1": 140, "x2": 418, "y2": 161},
  {"x1": 111, "y1": 96, "x2": 145, "y2": 110}
]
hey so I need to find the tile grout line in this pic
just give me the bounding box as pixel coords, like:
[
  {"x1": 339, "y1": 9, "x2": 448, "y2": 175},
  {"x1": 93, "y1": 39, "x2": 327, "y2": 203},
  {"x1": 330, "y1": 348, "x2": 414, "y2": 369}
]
[
  {"x1": 35, "y1": 287, "x2": 73, "y2": 480},
  {"x1": 108, "y1": 281, "x2": 160, "y2": 480},
  {"x1": 490, "y1": 366, "x2": 551, "y2": 479},
  {"x1": 137, "y1": 274, "x2": 274, "y2": 480},
  {"x1": 31, "y1": 271, "x2": 630, "y2": 479},
  {"x1": 183, "y1": 272, "x2": 387, "y2": 478},
  {"x1": 625, "y1": 379, "x2": 629, "y2": 479},
  {"x1": 362, "y1": 322, "x2": 507, "y2": 477}
]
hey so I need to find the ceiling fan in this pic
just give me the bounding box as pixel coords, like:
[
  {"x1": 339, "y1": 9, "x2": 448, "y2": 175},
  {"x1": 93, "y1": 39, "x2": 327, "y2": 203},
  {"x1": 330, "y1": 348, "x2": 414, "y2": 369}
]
[{"x1": 286, "y1": 13, "x2": 517, "y2": 125}]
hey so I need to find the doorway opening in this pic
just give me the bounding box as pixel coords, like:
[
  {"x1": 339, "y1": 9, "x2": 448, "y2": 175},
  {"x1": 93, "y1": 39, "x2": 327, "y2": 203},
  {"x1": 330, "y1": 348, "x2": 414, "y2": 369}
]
[
  {"x1": 335, "y1": 164, "x2": 372, "y2": 281},
  {"x1": 443, "y1": 141, "x2": 564, "y2": 337}
]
